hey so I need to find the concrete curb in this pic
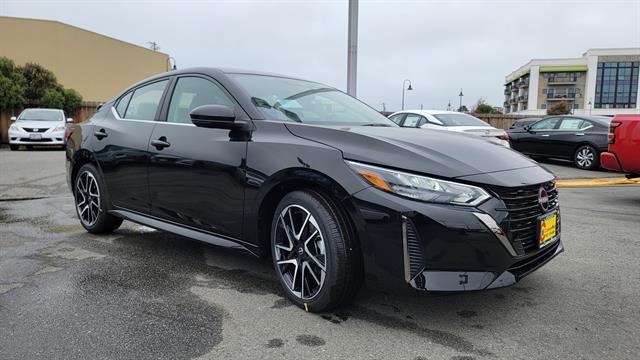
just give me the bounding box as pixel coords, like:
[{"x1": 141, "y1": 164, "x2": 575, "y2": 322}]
[{"x1": 556, "y1": 178, "x2": 640, "y2": 187}]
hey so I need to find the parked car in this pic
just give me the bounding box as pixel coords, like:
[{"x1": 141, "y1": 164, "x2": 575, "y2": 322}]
[
  {"x1": 66, "y1": 68, "x2": 562, "y2": 312},
  {"x1": 508, "y1": 115, "x2": 611, "y2": 170},
  {"x1": 509, "y1": 117, "x2": 542, "y2": 130},
  {"x1": 600, "y1": 114, "x2": 640, "y2": 178},
  {"x1": 9, "y1": 108, "x2": 73, "y2": 150},
  {"x1": 389, "y1": 110, "x2": 510, "y2": 147}
]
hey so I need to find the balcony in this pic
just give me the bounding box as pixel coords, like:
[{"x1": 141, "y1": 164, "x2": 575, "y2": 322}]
[
  {"x1": 504, "y1": 88, "x2": 511, "y2": 95},
  {"x1": 546, "y1": 92, "x2": 577, "y2": 100},
  {"x1": 517, "y1": 78, "x2": 530, "y2": 88},
  {"x1": 547, "y1": 76, "x2": 578, "y2": 85},
  {"x1": 518, "y1": 95, "x2": 528, "y2": 102},
  {"x1": 510, "y1": 98, "x2": 518, "y2": 104}
]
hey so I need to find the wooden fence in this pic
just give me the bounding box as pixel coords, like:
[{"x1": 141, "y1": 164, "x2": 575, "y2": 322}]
[{"x1": 2, "y1": 105, "x2": 539, "y2": 144}]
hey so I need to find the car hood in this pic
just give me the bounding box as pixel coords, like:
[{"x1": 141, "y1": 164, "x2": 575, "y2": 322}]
[
  {"x1": 15, "y1": 120, "x2": 63, "y2": 129},
  {"x1": 285, "y1": 123, "x2": 542, "y2": 179}
]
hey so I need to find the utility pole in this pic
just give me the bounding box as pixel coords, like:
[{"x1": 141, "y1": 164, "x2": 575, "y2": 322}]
[
  {"x1": 148, "y1": 41, "x2": 160, "y2": 51},
  {"x1": 458, "y1": 89, "x2": 464, "y2": 111},
  {"x1": 347, "y1": 0, "x2": 358, "y2": 96},
  {"x1": 447, "y1": 101, "x2": 452, "y2": 111},
  {"x1": 382, "y1": 102, "x2": 386, "y2": 112}
]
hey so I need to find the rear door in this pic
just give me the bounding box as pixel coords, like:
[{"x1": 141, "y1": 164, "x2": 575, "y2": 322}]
[
  {"x1": 147, "y1": 75, "x2": 249, "y2": 240},
  {"x1": 92, "y1": 79, "x2": 170, "y2": 213},
  {"x1": 515, "y1": 117, "x2": 561, "y2": 155},
  {"x1": 551, "y1": 117, "x2": 592, "y2": 158}
]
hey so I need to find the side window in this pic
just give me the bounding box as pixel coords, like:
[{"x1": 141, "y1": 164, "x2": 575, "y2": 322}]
[
  {"x1": 115, "y1": 92, "x2": 133, "y2": 117},
  {"x1": 388, "y1": 114, "x2": 403, "y2": 125},
  {"x1": 124, "y1": 80, "x2": 169, "y2": 121},
  {"x1": 531, "y1": 117, "x2": 560, "y2": 130},
  {"x1": 402, "y1": 114, "x2": 421, "y2": 127},
  {"x1": 167, "y1": 77, "x2": 234, "y2": 124},
  {"x1": 580, "y1": 120, "x2": 594, "y2": 130},
  {"x1": 558, "y1": 118, "x2": 585, "y2": 130},
  {"x1": 417, "y1": 116, "x2": 428, "y2": 127}
]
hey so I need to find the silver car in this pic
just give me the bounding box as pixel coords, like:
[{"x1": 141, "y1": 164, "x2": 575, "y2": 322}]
[
  {"x1": 9, "y1": 108, "x2": 73, "y2": 150},
  {"x1": 389, "y1": 110, "x2": 511, "y2": 147}
]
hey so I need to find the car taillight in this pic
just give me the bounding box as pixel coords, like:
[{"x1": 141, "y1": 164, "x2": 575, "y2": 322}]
[
  {"x1": 608, "y1": 121, "x2": 622, "y2": 144},
  {"x1": 500, "y1": 132, "x2": 509, "y2": 141}
]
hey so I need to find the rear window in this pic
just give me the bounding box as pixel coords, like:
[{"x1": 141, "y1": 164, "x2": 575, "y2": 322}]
[{"x1": 432, "y1": 113, "x2": 490, "y2": 127}]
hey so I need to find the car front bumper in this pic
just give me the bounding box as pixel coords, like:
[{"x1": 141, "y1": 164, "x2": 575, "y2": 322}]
[
  {"x1": 9, "y1": 128, "x2": 65, "y2": 146},
  {"x1": 347, "y1": 185, "x2": 562, "y2": 292}
]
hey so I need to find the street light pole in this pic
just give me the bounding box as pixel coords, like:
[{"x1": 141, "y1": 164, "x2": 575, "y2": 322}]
[
  {"x1": 401, "y1": 79, "x2": 413, "y2": 110},
  {"x1": 347, "y1": 0, "x2": 358, "y2": 96},
  {"x1": 458, "y1": 89, "x2": 464, "y2": 111}
]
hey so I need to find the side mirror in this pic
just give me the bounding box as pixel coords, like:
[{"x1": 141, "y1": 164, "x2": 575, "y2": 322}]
[
  {"x1": 10, "y1": 116, "x2": 17, "y2": 122},
  {"x1": 66, "y1": 118, "x2": 74, "y2": 123},
  {"x1": 190, "y1": 105, "x2": 247, "y2": 130},
  {"x1": 523, "y1": 125, "x2": 531, "y2": 131}
]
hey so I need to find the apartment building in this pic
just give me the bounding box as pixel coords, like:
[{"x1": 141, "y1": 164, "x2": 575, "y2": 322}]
[{"x1": 503, "y1": 48, "x2": 640, "y2": 116}]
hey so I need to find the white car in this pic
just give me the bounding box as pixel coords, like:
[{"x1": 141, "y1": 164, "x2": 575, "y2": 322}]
[
  {"x1": 8, "y1": 108, "x2": 73, "y2": 150},
  {"x1": 389, "y1": 110, "x2": 510, "y2": 147}
]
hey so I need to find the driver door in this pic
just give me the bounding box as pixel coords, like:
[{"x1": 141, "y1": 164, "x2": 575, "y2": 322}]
[
  {"x1": 517, "y1": 117, "x2": 561, "y2": 155},
  {"x1": 147, "y1": 75, "x2": 249, "y2": 240}
]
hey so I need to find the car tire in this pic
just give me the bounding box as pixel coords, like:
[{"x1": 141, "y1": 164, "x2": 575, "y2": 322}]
[
  {"x1": 74, "y1": 163, "x2": 123, "y2": 234},
  {"x1": 271, "y1": 190, "x2": 362, "y2": 312},
  {"x1": 10, "y1": 144, "x2": 18, "y2": 151},
  {"x1": 574, "y1": 145, "x2": 599, "y2": 170}
]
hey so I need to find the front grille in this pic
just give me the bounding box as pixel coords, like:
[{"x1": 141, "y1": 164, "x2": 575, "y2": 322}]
[
  {"x1": 19, "y1": 138, "x2": 52, "y2": 142},
  {"x1": 21, "y1": 128, "x2": 49, "y2": 133},
  {"x1": 491, "y1": 181, "x2": 559, "y2": 255}
]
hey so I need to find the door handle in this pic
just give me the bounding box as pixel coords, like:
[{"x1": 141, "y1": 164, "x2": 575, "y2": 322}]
[
  {"x1": 541, "y1": 134, "x2": 550, "y2": 137},
  {"x1": 575, "y1": 133, "x2": 585, "y2": 136},
  {"x1": 93, "y1": 129, "x2": 108, "y2": 140},
  {"x1": 151, "y1": 137, "x2": 171, "y2": 150}
]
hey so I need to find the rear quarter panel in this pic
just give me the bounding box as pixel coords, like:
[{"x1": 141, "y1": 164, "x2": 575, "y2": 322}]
[{"x1": 610, "y1": 115, "x2": 640, "y2": 173}]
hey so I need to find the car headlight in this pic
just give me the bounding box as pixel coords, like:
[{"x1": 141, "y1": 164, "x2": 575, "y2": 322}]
[
  {"x1": 53, "y1": 124, "x2": 65, "y2": 132},
  {"x1": 9, "y1": 124, "x2": 18, "y2": 131},
  {"x1": 346, "y1": 160, "x2": 491, "y2": 206}
]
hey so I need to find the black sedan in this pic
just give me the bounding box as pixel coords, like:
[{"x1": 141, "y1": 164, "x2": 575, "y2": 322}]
[
  {"x1": 66, "y1": 67, "x2": 562, "y2": 312},
  {"x1": 508, "y1": 115, "x2": 611, "y2": 170}
]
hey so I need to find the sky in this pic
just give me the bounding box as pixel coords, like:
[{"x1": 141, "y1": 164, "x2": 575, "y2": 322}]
[{"x1": 1, "y1": 0, "x2": 639, "y2": 112}]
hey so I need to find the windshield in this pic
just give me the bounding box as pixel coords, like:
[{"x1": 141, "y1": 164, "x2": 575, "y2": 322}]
[
  {"x1": 230, "y1": 74, "x2": 396, "y2": 126},
  {"x1": 432, "y1": 113, "x2": 490, "y2": 127},
  {"x1": 18, "y1": 109, "x2": 63, "y2": 122}
]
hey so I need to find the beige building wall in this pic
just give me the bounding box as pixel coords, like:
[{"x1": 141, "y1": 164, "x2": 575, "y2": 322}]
[{"x1": 0, "y1": 16, "x2": 169, "y2": 102}]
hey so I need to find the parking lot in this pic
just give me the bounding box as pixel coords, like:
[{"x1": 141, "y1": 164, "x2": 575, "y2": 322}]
[{"x1": 1, "y1": 148, "x2": 639, "y2": 360}]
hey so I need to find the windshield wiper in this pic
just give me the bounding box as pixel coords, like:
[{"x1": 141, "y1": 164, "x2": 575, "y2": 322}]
[{"x1": 361, "y1": 123, "x2": 392, "y2": 127}]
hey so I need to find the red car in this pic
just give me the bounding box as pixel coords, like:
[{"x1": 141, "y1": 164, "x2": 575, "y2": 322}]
[{"x1": 600, "y1": 114, "x2": 640, "y2": 178}]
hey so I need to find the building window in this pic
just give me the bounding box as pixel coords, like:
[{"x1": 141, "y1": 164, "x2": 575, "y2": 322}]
[
  {"x1": 594, "y1": 61, "x2": 639, "y2": 108},
  {"x1": 541, "y1": 103, "x2": 547, "y2": 109},
  {"x1": 573, "y1": 103, "x2": 579, "y2": 109}
]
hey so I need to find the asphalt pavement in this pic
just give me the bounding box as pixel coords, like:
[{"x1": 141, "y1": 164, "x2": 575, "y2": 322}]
[{"x1": 1, "y1": 148, "x2": 639, "y2": 360}]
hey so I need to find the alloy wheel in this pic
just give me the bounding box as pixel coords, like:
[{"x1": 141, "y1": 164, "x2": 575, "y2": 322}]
[
  {"x1": 576, "y1": 148, "x2": 594, "y2": 168},
  {"x1": 274, "y1": 204, "x2": 327, "y2": 300},
  {"x1": 75, "y1": 171, "x2": 101, "y2": 226}
]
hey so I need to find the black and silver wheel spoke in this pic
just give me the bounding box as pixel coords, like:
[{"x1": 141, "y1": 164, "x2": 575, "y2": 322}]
[
  {"x1": 274, "y1": 205, "x2": 326, "y2": 300},
  {"x1": 75, "y1": 171, "x2": 100, "y2": 226},
  {"x1": 577, "y1": 148, "x2": 594, "y2": 167}
]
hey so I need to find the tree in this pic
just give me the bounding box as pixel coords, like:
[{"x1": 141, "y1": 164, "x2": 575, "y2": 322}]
[
  {"x1": 547, "y1": 101, "x2": 571, "y2": 115},
  {"x1": 19, "y1": 62, "x2": 59, "y2": 104},
  {"x1": 41, "y1": 88, "x2": 65, "y2": 109},
  {"x1": 0, "y1": 57, "x2": 26, "y2": 112},
  {"x1": 472, "y1": 99, "x2": 494, "y2": 114},
  {"x1": 63, "y1": 88, "x2": 83, "y2": 116},
  {"x1": 457, "y1": 105, "x2": 469, "y2": 113}
]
